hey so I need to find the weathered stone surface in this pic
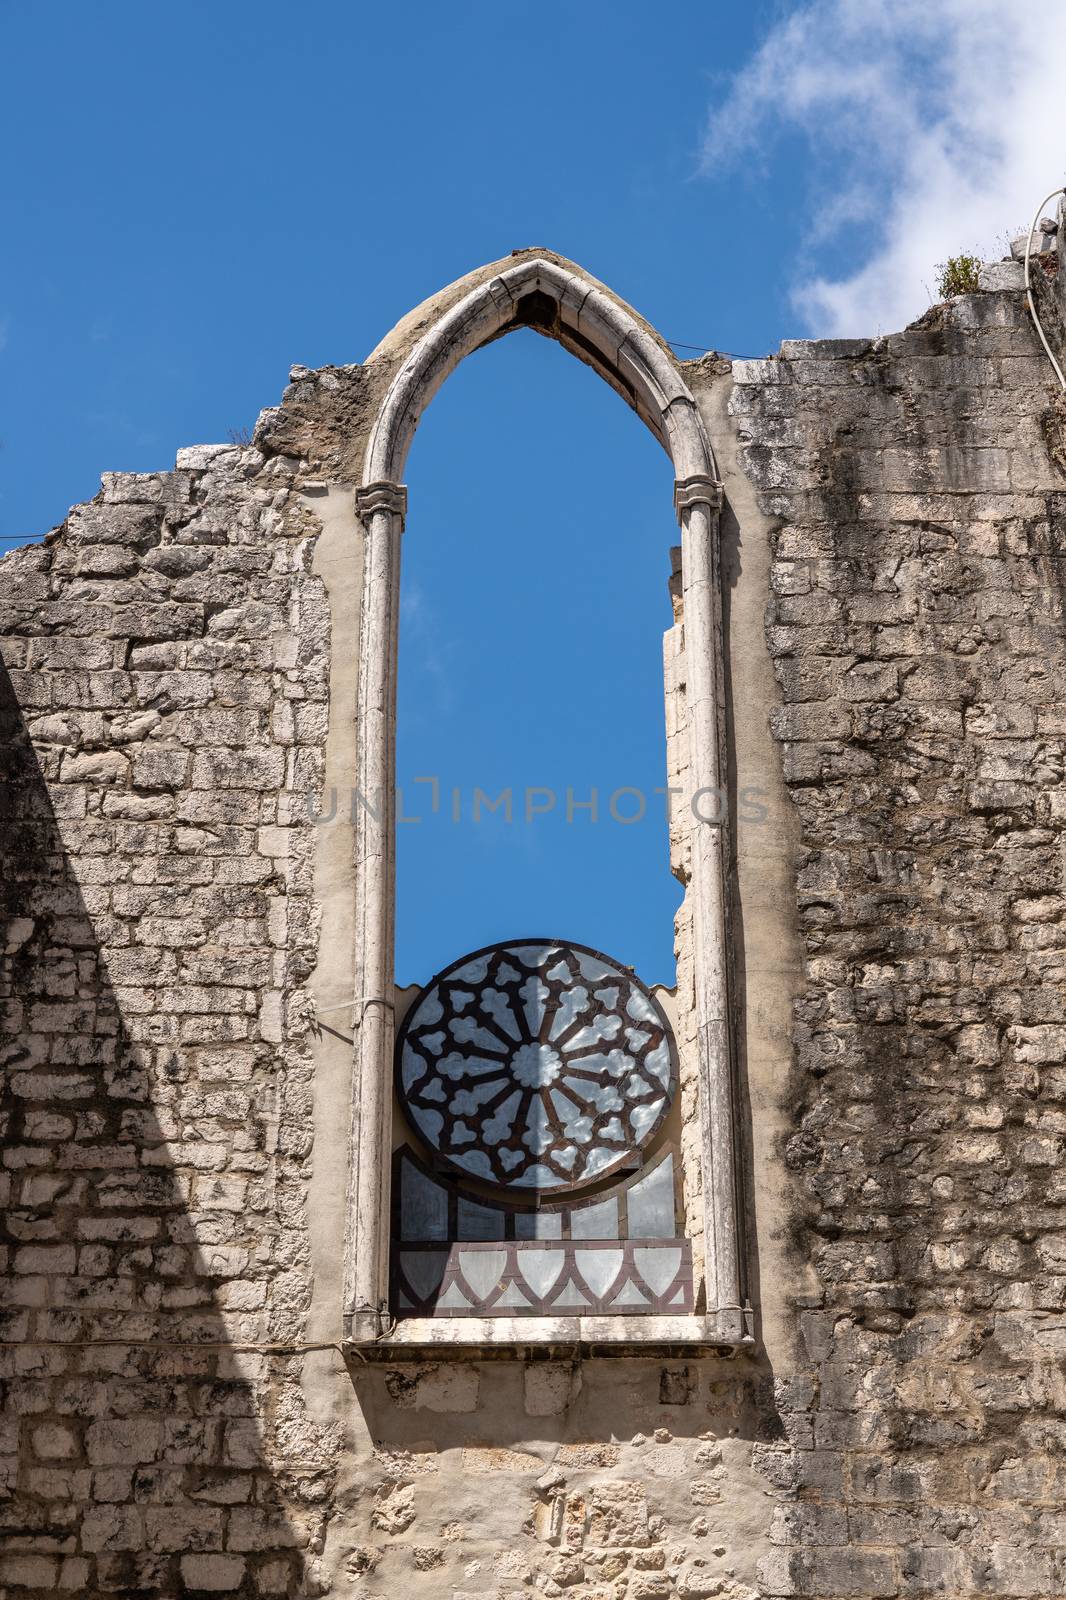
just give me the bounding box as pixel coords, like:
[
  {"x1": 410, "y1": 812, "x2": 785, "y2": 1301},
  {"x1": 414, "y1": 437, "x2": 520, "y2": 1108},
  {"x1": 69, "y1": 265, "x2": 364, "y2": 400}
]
[
  {"x1": 978, "y1": 260, "x2": 1025, "y2": 292},
  {"x1": 1, "y1": 245, "x2": 1065, "y2": 1600},
  {"x1": 714, "y1": 267, "x2": 1066, "y2": 1600}
]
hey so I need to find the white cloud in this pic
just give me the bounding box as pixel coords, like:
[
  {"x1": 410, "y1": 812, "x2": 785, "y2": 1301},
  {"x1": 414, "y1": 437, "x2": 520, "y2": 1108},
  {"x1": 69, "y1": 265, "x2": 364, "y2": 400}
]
[
  {"x1": 400, "y1": 580, "x2": 455, "y2": 711},
  {"x1": 703, "y1": 0, "x2": 1066, "y2": 336}
]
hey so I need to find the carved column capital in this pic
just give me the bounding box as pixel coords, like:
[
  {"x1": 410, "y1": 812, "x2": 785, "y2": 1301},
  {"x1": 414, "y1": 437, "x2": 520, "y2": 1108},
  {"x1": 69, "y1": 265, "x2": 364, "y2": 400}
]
[
  {"x1": 356, "y1": 479, "x2": 408, "y2": 529},
  {"x1": 673, "y1": 474, "x2": 724, "y2": 524}
]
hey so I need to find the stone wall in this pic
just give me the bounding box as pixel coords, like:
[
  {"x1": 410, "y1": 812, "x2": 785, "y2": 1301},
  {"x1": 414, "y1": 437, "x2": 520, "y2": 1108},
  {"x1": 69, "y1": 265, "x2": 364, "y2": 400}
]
[
  {"x1": 0, "y1": 450, "x2": 339, "y2": 1594},
  {"x1": 1, "y1": 243, "x2": 1065, "y2": 1600},
  {"x1": 717, "y1": 273, "x2": 1066, "y2": 1599}
]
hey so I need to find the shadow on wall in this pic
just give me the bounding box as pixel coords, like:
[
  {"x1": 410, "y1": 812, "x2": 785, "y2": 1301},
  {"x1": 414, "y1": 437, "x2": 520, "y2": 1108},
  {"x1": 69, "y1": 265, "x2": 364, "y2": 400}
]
[
  {"x1": 0, "y1": 657, "x2": 304, "y2": 1597},
  {"x1": 717, "y1": 486, "x2": 765, "y2": 1355}
]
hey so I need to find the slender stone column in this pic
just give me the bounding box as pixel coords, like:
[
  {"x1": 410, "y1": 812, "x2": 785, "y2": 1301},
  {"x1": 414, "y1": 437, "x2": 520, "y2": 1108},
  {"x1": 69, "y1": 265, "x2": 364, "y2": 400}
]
[
  {"x1": 343, "y1": 479, "x2": 406, "y2": 1340},
  {"x1": 675, "y1": 473, "x2": 744, "y2": 1344}
]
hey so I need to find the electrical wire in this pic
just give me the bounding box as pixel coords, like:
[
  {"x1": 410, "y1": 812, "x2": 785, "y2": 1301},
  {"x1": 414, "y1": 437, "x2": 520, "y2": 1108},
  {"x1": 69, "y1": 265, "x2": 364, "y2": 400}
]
[
  {"x1": 1024, "y1": 187, "x2": 1066, "y2": 392},
  {"x1": 315, "y1": 994, "x2": 394, "y2": 1018},
  {"x1": 666, "y1": 339, "x2": 760, "y2": 358}
]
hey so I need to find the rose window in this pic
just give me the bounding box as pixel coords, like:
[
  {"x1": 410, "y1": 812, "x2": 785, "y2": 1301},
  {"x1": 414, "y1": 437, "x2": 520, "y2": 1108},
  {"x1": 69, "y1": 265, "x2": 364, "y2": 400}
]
[
  {"x1": 391, "y1": 940, "x2": 690, "y2": 1319},
  {"x1": 396, "y1": 940, "x2": 676, "y2": 1191}
]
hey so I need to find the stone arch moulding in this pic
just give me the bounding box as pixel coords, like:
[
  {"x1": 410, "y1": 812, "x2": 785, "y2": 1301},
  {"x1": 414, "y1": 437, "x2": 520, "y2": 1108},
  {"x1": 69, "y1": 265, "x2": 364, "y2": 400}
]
[{"x1": 345, "y1": 252, "x2": 747, "y2": 1349}]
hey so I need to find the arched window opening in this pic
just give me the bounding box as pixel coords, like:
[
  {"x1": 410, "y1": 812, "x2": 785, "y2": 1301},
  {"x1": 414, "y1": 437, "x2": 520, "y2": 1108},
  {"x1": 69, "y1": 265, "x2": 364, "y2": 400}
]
[
  {"x1": 345, "y1": 255, "x2": 744, "y2": 1349},
  {"x1": 395, "y1": 328, "x2": 681, "y2": 989}
]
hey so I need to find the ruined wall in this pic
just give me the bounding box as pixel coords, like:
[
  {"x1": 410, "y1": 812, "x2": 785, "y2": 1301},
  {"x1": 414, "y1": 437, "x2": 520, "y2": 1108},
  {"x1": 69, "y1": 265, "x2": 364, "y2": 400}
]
[
  {"x1": 0, "y1": 450, "x2": 339, "y2": 1594},
  {"x1": 1, "y1": 237, "x2": 1065, "y2": 1600},
  {"x1": 716, "y1": 265, "x2": 1066, "y2": 1599}
]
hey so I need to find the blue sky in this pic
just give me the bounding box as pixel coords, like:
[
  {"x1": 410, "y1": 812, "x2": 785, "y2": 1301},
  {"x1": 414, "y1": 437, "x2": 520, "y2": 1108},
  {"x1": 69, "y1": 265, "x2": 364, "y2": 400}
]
[{"x1": 3, "y1": 0, "x2": 1062, "y2": 984}]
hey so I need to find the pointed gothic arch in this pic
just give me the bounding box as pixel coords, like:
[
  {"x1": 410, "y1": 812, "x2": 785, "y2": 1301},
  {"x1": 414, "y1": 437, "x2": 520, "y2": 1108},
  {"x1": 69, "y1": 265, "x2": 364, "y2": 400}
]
[{"x1": 344, "y1": 253, "x2": 746, "y2": 1347}]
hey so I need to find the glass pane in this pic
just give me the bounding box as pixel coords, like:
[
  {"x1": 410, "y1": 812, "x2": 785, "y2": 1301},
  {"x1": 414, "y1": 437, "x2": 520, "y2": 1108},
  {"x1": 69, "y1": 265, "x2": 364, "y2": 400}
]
[
  {"x1": 456, "y1": 1249, "x2": 507, "y2": 1300},
  {"x1": 552, "y1": 1279, "x2": 591, "y2": 1309},
  {"x1": 570, "y1": 1198, "x2": 619, "y2": 1240},
  {"x1": 633, "y1": 1245, "x2": 683, "y2": 1296},
  {"x1": 627, "y1": 1154, "x2": 676, "y2": 1238},
  {"x1": 457, "y1": 1196, "x2": 505, "y2": 1241},
  {"x1": 610, "y1": 1279, "x2": 650, "y2": 1307},
  {"x1": 494, "y1": 1281, "x2": 533, "y2": 1309},
  {"x1": 435, "y1": 1280, "x2": 473, "y2": 1312},
  {"x1": 574, "y1": 1248, "x2": 623, "y2": 1298},
  {"x1": 515, "y1": 1248, "x2": 566, "y2": 1298},
  {"x1": 400, "y1": 1251, "x2": 447, "y2": 1301},
  {"x1": 515, "y1": 1210, "x2": 562, "y2": 1240},
  {"x1": 400, "y1": 1159, "x2": 448, "y2": 1242}
]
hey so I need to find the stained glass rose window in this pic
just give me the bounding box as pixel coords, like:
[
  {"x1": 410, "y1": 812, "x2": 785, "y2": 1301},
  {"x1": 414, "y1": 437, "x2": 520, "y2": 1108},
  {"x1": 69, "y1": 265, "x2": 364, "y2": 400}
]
[{"x1": 396, "y1": 940, "x2": 677, "y2": 1191}]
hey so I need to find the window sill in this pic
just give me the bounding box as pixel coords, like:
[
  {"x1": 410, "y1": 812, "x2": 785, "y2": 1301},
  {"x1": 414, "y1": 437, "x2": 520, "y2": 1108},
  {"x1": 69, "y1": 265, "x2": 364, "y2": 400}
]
[{"x1": 343, "y1": 1310, "x2": 753, "y2": 1358}]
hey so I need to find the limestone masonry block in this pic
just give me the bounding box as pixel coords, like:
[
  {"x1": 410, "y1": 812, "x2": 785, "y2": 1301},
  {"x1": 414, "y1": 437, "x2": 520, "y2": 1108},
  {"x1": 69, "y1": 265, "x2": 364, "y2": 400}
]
[{"x1": 524, "y1": 1363, "x2": 580, "y2": 1416}]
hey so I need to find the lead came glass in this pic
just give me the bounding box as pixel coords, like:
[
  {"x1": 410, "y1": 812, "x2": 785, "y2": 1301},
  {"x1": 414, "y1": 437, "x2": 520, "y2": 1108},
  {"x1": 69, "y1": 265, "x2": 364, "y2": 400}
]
[
  {"x1": 392, "y1": 940, "x2": 692, "y2": 1318},
  {"x1": 396, "y1": 940, "x2": 677, "y2": 1191}
]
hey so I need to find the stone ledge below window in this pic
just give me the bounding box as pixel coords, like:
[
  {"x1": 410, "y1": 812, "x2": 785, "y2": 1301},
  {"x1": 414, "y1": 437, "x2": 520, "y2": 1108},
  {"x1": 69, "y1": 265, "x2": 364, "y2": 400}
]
[{"x1": 343, "y1": 1310, "x2": 753, "y2": 1357}]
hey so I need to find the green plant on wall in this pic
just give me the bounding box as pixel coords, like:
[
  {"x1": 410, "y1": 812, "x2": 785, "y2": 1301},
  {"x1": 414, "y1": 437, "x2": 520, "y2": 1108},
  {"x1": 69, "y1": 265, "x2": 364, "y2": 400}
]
[{"x1": 935, "y1": 254, "x2": 981, "y2": 298}]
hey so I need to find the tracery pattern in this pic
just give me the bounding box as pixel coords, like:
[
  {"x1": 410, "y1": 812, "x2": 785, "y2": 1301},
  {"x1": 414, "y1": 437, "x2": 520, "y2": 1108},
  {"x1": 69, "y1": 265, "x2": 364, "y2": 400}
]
[
  {"x1": 394, "y1": 1239, "x2": 693, "y2": 1317},
  {"x1": 396, "y1": 940, "x2": 677, "y2": 1191}
]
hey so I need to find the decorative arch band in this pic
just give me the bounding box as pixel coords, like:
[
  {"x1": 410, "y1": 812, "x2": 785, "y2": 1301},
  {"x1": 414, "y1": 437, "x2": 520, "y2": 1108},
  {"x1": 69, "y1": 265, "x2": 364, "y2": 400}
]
[{"x1": 343, "y1": 252, "x2": 745, "y2": 1348}]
